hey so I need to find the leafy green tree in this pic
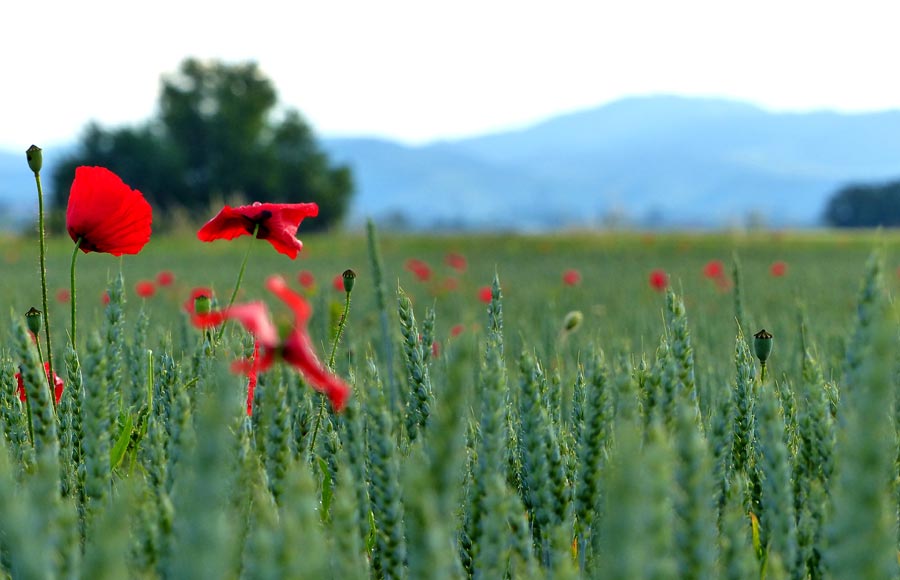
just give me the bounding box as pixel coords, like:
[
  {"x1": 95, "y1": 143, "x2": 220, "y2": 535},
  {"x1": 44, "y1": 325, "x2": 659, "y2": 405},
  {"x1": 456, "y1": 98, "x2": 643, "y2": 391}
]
[
  {"x1": 52, "y1": 59, "x2": 353, "y2": 231},
  {"x1": 823, "y1": 181, "x2": 900, "y2": 227}
]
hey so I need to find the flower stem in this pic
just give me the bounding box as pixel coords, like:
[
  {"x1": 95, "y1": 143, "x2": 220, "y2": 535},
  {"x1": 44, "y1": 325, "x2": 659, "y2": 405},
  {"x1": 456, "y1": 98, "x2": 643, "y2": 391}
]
[
  {"x1": 71, "y1": 238, "x2": 82, "y2": 352},
  {"x1": 310, "y1": 290, "x2": 353, "y2": 456},
  {"x1": 33, "y1": 172, "x2": 56, "y2": 398},
  {"x1": 216, "y1": 224, "x2": 259, "y2": 342}
]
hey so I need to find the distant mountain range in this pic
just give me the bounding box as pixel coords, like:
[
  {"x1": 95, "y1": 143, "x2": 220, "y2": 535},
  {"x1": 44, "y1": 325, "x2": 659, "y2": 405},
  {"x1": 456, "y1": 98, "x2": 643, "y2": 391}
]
[
  {"x1": 325, "y1": 96, "x2": 900, "y2": 229},
  {"x1": 4, "y1": 95, "x2": 900, "y2": 230}
]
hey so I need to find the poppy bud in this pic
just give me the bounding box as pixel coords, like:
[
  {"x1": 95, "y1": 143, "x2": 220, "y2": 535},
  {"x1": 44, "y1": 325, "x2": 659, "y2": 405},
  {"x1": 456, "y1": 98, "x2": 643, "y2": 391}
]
[
  {"x1": 194, "y1": 294, "x2": 212, "y2": 316},
  {"x1": 26, "y1": 145, "x2": 42, "y2": 173},
  {"x1": 562, "y1": 310, "x2": 583, "y2": 333},
  {"x1": 753, "y1": 329, "x2": 773, "y2": 364},
  {"x1": 25, "y1": 307, "x2": 43, "y2": 335},
  {"x1": 342, "y1": 269, "x2": 356, "y2": 293}
]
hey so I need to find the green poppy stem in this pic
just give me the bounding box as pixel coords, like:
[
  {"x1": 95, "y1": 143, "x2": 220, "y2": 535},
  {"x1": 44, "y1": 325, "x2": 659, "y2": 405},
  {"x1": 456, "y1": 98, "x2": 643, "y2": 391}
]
[
  {"x1": 31, "y1": 171, "x2": 58, "y2": 400},
  {"x1": 70, "y1": 238, "x2": 82, "y2": 352},
  {"x1": 216, "y1": 224, "x2": 260, "y2": 342},
  {"x1": 310, "y1": 289, "x2": 353, "y2": 457}
]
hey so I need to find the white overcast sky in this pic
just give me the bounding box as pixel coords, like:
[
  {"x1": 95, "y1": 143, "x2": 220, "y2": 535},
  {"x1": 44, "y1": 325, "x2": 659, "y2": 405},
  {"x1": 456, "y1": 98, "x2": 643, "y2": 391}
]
[{"x1": 3, "y1": 0, "x2": 899, "y2": 150}]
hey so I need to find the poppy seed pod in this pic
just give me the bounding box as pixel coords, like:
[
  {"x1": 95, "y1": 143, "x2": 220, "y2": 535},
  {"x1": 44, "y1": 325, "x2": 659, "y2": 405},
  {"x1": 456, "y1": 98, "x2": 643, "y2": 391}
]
[
  {"x1": 25, "y1": 307, "x2": 43, "y2": 335},
  {"x1": 753, "y1": 329, "x2": 773, "y2": 364},
  {"x1": 342, "y1": 269, "x2": 357, "y2": 293},
  {"x1": 26, "y1": 145, "x2": 42, "y2": 173},
  {"x1": 194, "y1": 294, "x2": 212, "y2": 316}
]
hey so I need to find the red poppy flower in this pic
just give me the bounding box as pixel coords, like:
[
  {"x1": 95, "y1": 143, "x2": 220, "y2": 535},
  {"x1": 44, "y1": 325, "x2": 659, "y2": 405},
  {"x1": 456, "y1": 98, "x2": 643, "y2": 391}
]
[
  {"x1": 446, "y1": 252, "x2": 467, "y2": 272},
  {"x1": 703, "y1": 260, "x2": 724, "y2": 279},
  {"x1": 649, "y1": 269, "x2": 669, "y2": 291},
  {"x1": 66, "y1": 166, "x2": 153, "y2": 256},
  {"x1": 431, "y1": 340, "x2": 441, "y2": 359},
  {"x1": 298, "y1": 270, "x2": 316, "y2": 289},
  {"x1": 562, "y1": 269, "x2": 582, "y2": 286},
  {"x1": 193, "y1": 275, "x2": 350, "y2": 411},
  {"x1": 196, "y1": 202, "x2": 319, "y2": 259},
  {"x1": 135, "y1": 281, "x2": 156, "y2": 298},
  {"x1": 450, "y1": 324, "x2": 465, "y2": 337},
  {"x1": 16, "y1": 362, "x2": 64, "y2": 405},
  {"x1": 405, "y1": 259, "x2": 432, "y2": 282},
  {"x1": 332, "y1": 274, "x2": 344, "y2": 291},
  {"x1": 56, "y1": 289, "x2": 70, "y2": 304},
  {"x1": 156, "y1": 270, "x2": 175, "y2": 287},
  {"x1": 478, "y1": 286, "x2": 493, "y2": 303},
  {"x1": 770, "y1": 261, "x2": 788, "y2": 277},
  {"x1": 101, "y1": 291, "x2": 110, "y2": 305}
]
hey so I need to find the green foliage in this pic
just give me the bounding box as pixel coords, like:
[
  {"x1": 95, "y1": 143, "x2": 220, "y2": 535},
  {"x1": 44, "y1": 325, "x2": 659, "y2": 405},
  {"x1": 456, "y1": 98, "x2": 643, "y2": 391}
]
[
  {"x1": 51, "y1": 58, "x2": 353, "y2": 230},
  {"x1": 2, "y1": 231, "x2": 900, "y2": 578},
  {"x1": 824, "y1": 180, "x2": 900, "y2": 227}
]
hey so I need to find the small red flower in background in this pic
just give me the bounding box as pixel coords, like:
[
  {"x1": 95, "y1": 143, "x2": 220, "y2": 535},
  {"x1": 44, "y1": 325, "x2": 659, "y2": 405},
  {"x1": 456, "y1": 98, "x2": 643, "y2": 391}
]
[
  {"x1": 446, "y1": 252, "x2": 467, "y2": 272},
  {"x1": 156, "y1": 270, "x2": 175, "y2": 287},
  {"x1": 478, "y1": 286, "x2": 493, "y2": 303},
  {"x1": 66, "y1": 166, "x2": 153, "y2": 256},
  {"x1": 197, "y1": 202, "x2": 319, "y2": 259},
  {"x1": 101, "y1": 291, "x2": 110, "y2": 305},
  {"x1": 298, "y1": 270, "x2": 316, "y2": 289},
  {"x1": 405, "y1": 259, "x2": 432, "y2": 282},
  {"x1": 135, "y1": 281, "x2": 156, "y2": 298},
  {"x1": 703, "y1": 260, "x2": 724, "y2": 279},
  {"x1": 770, "y1": 261, "x2": 788, "y2": 277},
  {"x1": 16, "y1": 362, "x2": 64, "y2": 405},
  {"x1": 450, "y1": 324, "x2": 465, "y2": 337},
  {"x1": 332, "y1": 274, "x2": 344, "y2": 291},
  {"x1": 194, "y1": 275, "x2": 351, "y2": 411},
  {"x1": 431, "y1": 340, "x2": 441, "y2": 359},
  {"x1": 562, "y1": 269, "x2": 582, "y2": 286},
  {"x1": 56, "y1": 289, "x2": 70, "y2": 303},
  {"x1": 649, "y1": 269, "x2": 669, "y2": 291},
  {"x1": 442, "y1": 277, "x2": 460, "y2": 292}
]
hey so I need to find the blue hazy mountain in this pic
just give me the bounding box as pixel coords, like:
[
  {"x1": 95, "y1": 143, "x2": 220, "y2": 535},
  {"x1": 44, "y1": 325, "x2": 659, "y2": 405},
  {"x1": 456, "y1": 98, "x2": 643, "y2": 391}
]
[{"x1": 325, "y1": 95, "x2": 900, "y2": 229}]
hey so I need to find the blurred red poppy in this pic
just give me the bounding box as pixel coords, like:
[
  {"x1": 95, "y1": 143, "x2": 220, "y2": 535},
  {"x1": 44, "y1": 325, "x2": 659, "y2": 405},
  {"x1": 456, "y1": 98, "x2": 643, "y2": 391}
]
[
  {"x1": 16, "y1": 362, "x2": 64, "y2": 405},
  {"x1": 478, "y1": 286, "x2": 493, "y2": 303},
  {"x1": 446, "y1": 252, "x2": 467, "y2": 272},
  {"x1": 66, "y1": 166, "x2": 153, "y2": 256},
  {"x1": 649, "y1": 269, "x2": 669, "y2": 291},
  {"x1": 703, "y1": 260, "x2": 724, "y2": 279},
  {"x1": 298, "y1": 270, "x2": 316, "y2": 289},
  {"x1": 405, "y1": 259, "x2": 432, "y2": 282},
  {"x1": 135, "y1": 281, "x2": 156, "y2": 298},
  {"x1": 332, "y1": 274, "x2": 344, "y2": 291},
  {"x1": 193, "y1": 275, "x2": 350, "y2": 411},
  {"x1": 770, "y1": 261, "x2": 788, "y2": 277},
  {"x1": 56, "y1": 289, "x2": 70, "y2": 303},
  {"x1": 197, "y1": 202, "x2": 319, "y2": 259},
  {"x1": 450, "y1": 324, "x2": 465, "y2": 337},
  {"x1": 431, "y1": 340, "x2": 441, "y2": 359},
  {"x1": 101, "y1": 291, "x2": 110, "y2": 305},
  {"x1": 442, "y1": 277, "x2": 460, "y2": 292},
  {"x1": 156, "y1": 270, "x2": 175, "y2": 287},
  {"x1": 562, "y1": 269, "x2": 582, "y2": 286}
]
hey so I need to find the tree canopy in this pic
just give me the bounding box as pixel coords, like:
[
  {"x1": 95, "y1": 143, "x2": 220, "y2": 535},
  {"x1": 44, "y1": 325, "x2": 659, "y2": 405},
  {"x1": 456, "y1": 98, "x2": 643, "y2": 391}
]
[
  {"x1": 52, "y1": 59, "x2": 353, "y2": 230},
  {"x1": 823, "y1": 181, "x2": 900, "y2": 227}
]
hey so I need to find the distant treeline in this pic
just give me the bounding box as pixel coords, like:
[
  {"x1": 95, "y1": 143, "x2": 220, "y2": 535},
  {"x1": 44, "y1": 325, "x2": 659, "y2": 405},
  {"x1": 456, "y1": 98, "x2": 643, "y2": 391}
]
[
  {"x1": 824, "y1": 181, "x2": 900, "y2": 228},
  {"x1": 51, "y1": 59, "x2": 353, "y2": 232}
]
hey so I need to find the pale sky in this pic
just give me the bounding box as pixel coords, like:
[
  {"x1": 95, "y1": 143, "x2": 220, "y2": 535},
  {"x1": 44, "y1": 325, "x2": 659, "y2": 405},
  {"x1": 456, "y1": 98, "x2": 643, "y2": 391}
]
[{"x1": 3, "y1": 0, "x2": 900, "y2": 151}]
